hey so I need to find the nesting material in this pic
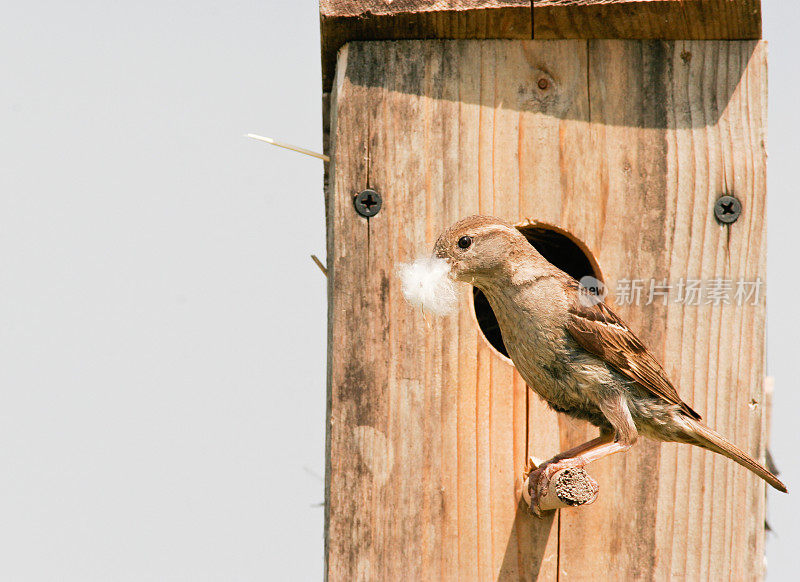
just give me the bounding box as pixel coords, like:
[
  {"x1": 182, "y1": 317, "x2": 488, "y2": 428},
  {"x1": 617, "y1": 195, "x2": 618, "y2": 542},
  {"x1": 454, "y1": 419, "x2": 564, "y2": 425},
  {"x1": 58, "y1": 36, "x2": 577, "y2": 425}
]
[{"x1": 397, "y1": 257, "x2": 458, "y2": 316}]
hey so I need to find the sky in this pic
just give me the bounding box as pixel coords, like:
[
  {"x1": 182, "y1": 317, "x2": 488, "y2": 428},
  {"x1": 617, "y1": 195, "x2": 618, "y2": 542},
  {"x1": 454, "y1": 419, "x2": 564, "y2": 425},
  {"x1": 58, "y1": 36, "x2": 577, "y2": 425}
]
[
  {"x1": 762, "y1": 3, "x2": 800, "y2": 579},
  {"x1": 0, "y1": 1, "x2": 797, "y2": 580}
]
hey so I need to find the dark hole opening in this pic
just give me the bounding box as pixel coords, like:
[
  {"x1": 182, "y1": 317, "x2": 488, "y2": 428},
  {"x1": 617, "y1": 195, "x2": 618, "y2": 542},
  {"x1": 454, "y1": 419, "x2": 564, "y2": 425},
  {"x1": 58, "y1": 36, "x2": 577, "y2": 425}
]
[{"x1": 473, "y1": 224, "x2": 601, "y2": 358}]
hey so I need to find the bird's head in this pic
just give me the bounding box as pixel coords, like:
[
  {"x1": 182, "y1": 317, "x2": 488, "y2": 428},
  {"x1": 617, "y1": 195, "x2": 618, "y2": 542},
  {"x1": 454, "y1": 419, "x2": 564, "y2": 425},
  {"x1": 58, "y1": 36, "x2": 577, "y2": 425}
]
[{"x1": 433, "y1": 215, "x2": 531, "y2": 284}]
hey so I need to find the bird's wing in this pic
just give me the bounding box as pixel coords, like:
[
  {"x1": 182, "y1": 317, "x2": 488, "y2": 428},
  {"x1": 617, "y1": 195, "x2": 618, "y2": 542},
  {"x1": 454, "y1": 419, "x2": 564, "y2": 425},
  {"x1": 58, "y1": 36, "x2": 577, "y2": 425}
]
[{"x1": 565, "y1": 280, "x2": 701, "y2": 420}]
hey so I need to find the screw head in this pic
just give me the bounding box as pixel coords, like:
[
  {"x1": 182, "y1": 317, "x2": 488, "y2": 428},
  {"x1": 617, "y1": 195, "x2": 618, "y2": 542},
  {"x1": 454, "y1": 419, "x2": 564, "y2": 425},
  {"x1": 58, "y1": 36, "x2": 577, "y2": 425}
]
[
  {"x1": 354, "y1": 189, "x2": 382, "y2": 217},
  {"x1": 714, "y1": 195, "x2": 741, "y2": 224}
]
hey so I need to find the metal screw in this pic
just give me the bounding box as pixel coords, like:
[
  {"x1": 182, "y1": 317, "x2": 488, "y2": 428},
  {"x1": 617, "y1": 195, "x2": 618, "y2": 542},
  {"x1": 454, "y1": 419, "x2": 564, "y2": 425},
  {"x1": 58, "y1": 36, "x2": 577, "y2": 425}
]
[
  {"x1": 354, "y1": 189, "x2": 382, "y2": 217},
  {"x1": 714, "y1": 195, "x2": 741, "y2": 224}
]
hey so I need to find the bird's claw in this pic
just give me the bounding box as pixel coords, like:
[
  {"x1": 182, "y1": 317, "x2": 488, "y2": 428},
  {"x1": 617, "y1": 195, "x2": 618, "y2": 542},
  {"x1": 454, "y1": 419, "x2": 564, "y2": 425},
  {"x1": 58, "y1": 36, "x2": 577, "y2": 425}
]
[{"x1": 523, "y1": 456, "x2": 538, "y2": 481}]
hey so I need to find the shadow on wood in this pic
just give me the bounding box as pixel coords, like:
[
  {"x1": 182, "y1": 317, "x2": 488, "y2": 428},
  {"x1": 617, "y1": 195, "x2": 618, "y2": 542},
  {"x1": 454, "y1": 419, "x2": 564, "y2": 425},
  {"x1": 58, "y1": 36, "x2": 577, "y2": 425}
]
[
  {"x1": 498, "y1": 500, "x2": 557, "y2": 581},
  {"x1": 342, "y1": 39, "x2": 758, "y2": 129}
]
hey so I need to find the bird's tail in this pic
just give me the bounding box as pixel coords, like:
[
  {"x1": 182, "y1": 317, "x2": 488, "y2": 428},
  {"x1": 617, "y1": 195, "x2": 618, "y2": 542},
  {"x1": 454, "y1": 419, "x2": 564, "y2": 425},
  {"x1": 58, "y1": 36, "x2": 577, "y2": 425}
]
[{"x1": 686, "y1": 419, "x2": 787, "y2": 493}]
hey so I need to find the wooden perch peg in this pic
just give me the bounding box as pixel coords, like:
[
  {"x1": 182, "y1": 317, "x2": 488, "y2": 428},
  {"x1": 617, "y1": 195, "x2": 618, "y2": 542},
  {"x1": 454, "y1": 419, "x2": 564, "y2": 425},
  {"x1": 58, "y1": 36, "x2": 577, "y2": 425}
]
[{"x1": 521, "y1": 457, "x2": 599, "y2": 517}]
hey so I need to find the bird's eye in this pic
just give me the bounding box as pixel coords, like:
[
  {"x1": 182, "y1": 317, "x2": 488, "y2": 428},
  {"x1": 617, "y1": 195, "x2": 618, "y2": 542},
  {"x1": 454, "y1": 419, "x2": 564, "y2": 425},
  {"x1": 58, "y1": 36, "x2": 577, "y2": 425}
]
[{"x1": 457, "y1": 235, "x2": 472, "y2": 249}]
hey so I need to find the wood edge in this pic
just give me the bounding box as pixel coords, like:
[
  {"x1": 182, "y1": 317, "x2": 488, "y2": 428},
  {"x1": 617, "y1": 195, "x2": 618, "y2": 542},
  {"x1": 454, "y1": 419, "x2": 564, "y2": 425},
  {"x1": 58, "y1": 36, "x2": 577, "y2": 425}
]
[
  {"x1": 533, "y1": 0, "x2": 762, "y2": 41},
  {"x1": 322, "y1": 44, "x2": 348, "y2": 580},
  {"x1": 320, "y1": 1, "x2": 531, "y2": 18},
  {"x1": 320, "y1": 4, "x2": 532, "y2": 91}
]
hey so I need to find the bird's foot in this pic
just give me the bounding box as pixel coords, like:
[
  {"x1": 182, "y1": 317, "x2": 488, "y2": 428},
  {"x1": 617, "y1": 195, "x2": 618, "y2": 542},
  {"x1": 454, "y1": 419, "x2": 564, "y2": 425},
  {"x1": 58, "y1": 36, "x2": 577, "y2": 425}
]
[{"x1": 522, "y1": 456, "x2": 542, "y2": 481}]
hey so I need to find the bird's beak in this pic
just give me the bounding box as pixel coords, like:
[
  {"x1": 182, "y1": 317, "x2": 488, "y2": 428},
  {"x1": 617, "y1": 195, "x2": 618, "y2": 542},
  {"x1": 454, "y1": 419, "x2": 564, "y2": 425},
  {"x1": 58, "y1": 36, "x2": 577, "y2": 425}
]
[
  {"x1": 432, "y1": 237, "x2": 461, "y2": 280},
  {"x1": 436, "y1": 255, "x2": 461, "y2": 282},
  {"x1": 432, "y1": 240, "x2": 446, "y2": 260}
]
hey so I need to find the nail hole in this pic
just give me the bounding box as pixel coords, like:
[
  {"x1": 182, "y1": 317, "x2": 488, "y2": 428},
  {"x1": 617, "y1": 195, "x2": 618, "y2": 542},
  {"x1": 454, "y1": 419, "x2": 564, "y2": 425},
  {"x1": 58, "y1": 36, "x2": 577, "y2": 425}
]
[{"x1": 537, "y1": 78, "x2": 550, "y2": 90}]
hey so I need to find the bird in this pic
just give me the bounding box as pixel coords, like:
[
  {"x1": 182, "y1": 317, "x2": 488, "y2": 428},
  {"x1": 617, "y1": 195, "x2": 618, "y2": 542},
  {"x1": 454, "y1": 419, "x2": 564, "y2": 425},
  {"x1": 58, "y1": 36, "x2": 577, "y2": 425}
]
[{"x1": 432, "y1": 215, "x2": 787, "y2": 507}]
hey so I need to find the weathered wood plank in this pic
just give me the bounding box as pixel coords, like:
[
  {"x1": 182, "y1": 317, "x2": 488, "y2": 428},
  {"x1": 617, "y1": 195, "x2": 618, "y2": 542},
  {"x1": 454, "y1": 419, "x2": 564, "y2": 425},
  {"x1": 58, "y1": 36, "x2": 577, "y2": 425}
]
[
  {"x1": 320, "y1": 1, "x2": 761, "y2": 90},
  {"x1": 320, "y1": 1, "x2": 532, "y2": 90},
  {"x1": 533, "y1": 0, "x2": 761, "y2": 40},
  {"x1": 327, "y1": 39, "x2": 767, "y2": 581}
]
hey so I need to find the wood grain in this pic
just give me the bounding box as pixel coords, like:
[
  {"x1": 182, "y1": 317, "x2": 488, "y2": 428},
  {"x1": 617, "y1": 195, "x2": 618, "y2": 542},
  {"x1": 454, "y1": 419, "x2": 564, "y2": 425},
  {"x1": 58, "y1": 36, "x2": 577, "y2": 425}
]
[
  {"x1": 320, "y1": 1, "x2": 761, "y2": 90},
  {"x1": 327, "y1": 39, "x2": 768, "y2": 580},
  {"x1": 533, "y1": 1, "x2": 761, "y2": 41},
  {"x1": 320, "y1": 1, "x2": 531, "y2": 91}
]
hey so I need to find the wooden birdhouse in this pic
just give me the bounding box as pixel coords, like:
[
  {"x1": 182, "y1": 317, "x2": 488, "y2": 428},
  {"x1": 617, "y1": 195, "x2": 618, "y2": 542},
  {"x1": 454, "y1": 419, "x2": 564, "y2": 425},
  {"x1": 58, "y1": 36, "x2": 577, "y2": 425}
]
[{"x1": 321, "y1": 1, "x2": 770, "y2": 579}]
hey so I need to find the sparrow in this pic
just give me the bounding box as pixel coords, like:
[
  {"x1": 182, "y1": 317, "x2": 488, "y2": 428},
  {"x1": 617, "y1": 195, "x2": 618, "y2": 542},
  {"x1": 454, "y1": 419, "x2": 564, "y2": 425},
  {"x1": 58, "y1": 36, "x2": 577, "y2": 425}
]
[{"x1": 433, "y1": 215, "x2": 787, "y2": 500}]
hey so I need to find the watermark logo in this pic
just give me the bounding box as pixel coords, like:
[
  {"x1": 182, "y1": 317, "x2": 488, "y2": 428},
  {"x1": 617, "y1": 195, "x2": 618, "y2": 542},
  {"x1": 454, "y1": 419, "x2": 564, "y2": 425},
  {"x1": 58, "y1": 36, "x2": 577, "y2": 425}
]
[
  {"x1": 614, "y1": 277, "x2": 762, "y2": 306},
  {"x1": 575, "y1": 276, "x2": 762, "y2": 307},
  {"x1": 578, "y1": 275, "x2": 607, "y2": 307}
]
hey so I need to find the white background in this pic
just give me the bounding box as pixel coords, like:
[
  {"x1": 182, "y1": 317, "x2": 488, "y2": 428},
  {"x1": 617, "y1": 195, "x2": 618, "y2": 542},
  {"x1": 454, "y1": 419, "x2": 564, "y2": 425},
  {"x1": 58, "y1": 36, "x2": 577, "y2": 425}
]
[{"x1": 1, "y1": 1, "x2": 796, "y2": 579}]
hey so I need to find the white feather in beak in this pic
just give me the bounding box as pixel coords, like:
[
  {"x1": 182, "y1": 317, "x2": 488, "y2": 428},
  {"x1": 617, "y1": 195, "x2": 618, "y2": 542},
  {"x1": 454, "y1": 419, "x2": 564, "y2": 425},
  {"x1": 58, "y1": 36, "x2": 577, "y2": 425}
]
[{"x1": 397, "y1": 257, "x2": 459, "y2": 316}]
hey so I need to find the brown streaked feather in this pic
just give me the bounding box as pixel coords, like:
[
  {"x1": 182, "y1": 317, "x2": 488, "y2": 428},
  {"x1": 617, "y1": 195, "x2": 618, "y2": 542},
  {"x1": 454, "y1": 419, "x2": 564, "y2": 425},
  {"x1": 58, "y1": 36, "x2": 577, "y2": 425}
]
[
  {"x1": 564, "y1": 279, "x2": 701, "y2": 421},
  {"x1": 688, "y1": 419, "x2": 787, "y2": 492}
]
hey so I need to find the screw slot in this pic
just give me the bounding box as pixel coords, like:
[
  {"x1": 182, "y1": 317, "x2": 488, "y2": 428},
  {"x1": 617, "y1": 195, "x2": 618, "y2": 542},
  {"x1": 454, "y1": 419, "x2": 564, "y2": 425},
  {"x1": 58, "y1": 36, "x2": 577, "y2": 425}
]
[
  {"x1": 714, "y1": 195, "x2": 741, "y2": 224},
  {"x1": 354, "y1": 189, "x2": 382, "y2": 217}
]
